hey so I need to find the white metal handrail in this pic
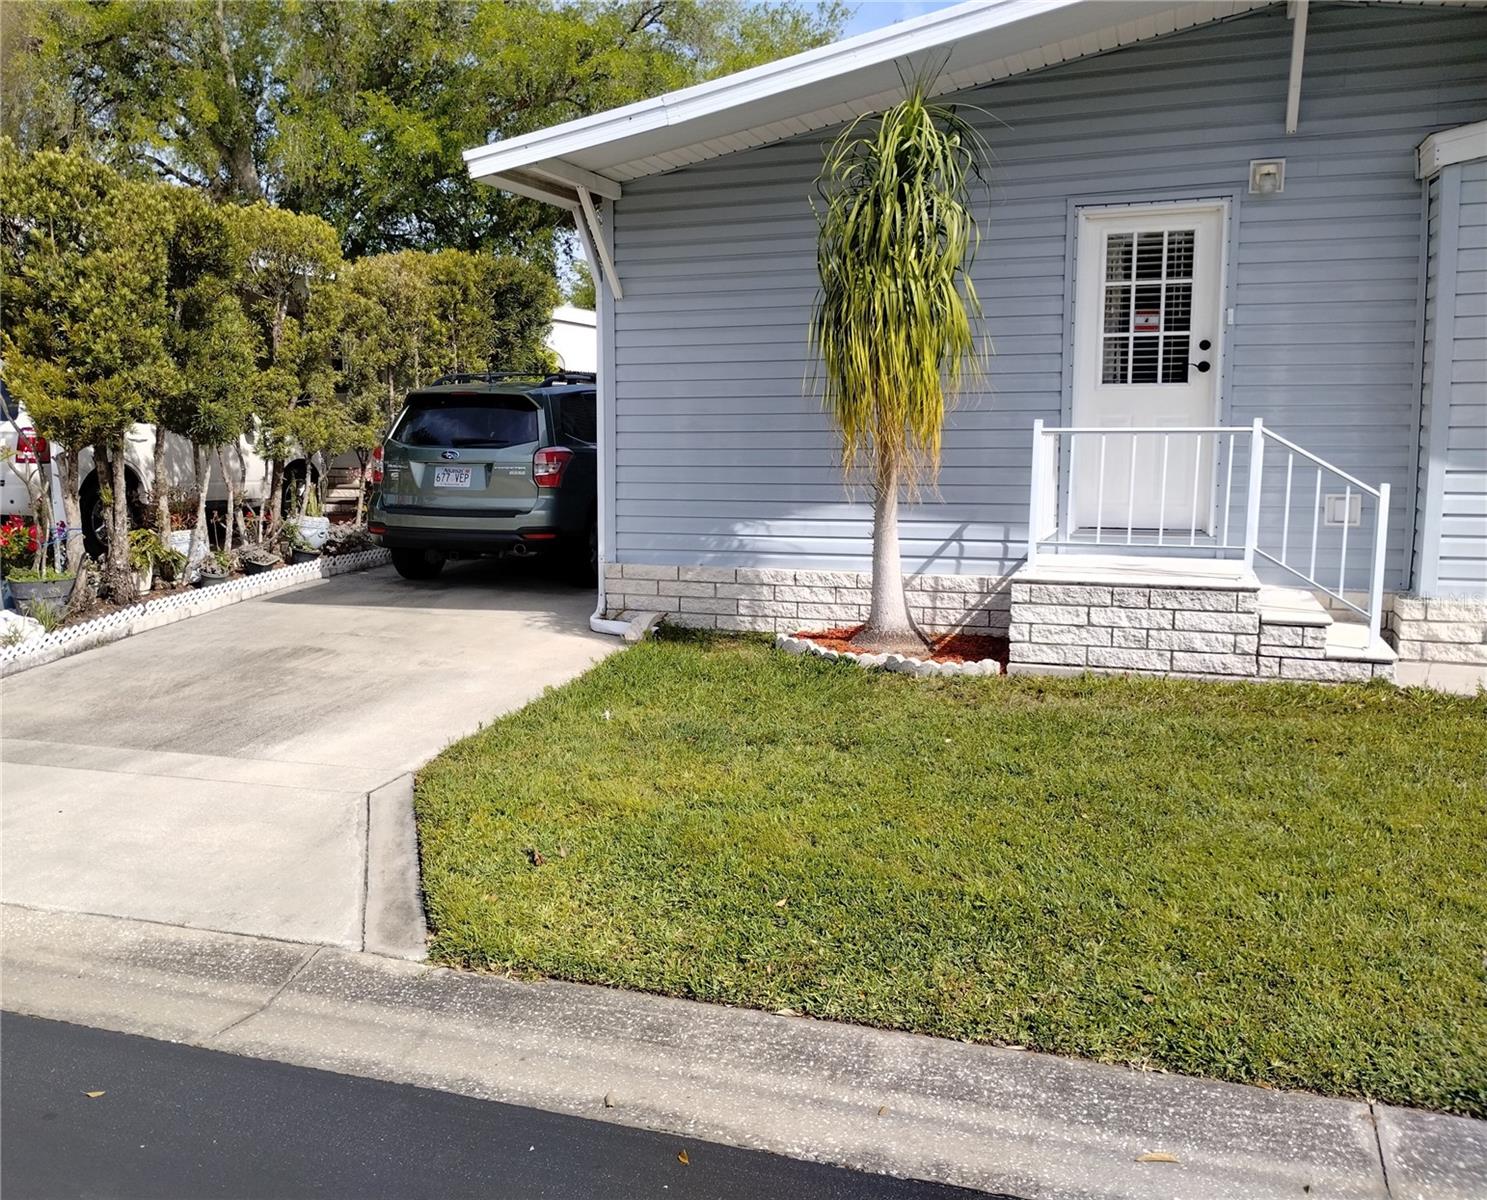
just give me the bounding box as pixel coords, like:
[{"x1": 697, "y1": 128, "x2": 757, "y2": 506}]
[{"x1": 1027, "y1": 418, "x2": 1391, "y2": 640}]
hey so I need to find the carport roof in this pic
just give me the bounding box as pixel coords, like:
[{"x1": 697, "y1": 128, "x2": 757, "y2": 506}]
[{"x1": 461, "y1": 0, "x2": 1280, "y2": 209}]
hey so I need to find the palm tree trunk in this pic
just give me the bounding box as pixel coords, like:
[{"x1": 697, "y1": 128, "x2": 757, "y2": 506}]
[{"x1": 853, "y1": 453, "x2": 923, "y2": 654}]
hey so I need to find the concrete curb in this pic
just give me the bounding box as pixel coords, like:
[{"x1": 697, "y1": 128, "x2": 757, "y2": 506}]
[
  {"x1": 361, "y1": 774, "x2": 428, "y2": 960},
  {"x1": 0, "y1": 549, "x2": 393, "y2": 678},
  {"x1": 5, "y1": 904, "x2": 1481, "y2": 1200}
]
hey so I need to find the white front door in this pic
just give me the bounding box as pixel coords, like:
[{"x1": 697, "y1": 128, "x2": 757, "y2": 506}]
[{"x1": 1071, "y1": 203, "x2": 1226, "y2": 533}]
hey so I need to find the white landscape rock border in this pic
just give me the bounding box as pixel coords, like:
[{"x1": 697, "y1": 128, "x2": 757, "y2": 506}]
[
  {"x1": 775, "y1": 632, "x2": 1002, "y2": 677},
  {"x1": 0, "y1": 548, "x2": 391, "y2": 678}
]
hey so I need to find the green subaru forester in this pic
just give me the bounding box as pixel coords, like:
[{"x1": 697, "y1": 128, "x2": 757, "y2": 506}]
[{"x1": 369, "y1": 372, "x2": 598, "y2": 581}]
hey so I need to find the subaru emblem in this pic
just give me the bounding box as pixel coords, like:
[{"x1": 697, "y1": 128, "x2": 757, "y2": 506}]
[{"x1": 441, "y1": 449, "x2": 459, "y2": 460}]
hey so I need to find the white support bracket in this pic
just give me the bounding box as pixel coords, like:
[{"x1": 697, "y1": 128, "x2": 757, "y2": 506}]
[
  {"x1": 1285, "y1": 0, "x2": 1308, "y2": 135},
  {"x1": 576, "y1": 186, "x2": 623, "y2": 301}
]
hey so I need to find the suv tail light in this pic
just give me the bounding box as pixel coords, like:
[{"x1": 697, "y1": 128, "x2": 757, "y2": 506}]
[
  {"x1": 370, "y1": 444, "x2": 383, "y2": 485},
  {"x1": 532, "y1": 446, "x2": 573, "y2": 488},
  {"x1": 15, "y1": 429, "x2": 48, "y2": 465}
]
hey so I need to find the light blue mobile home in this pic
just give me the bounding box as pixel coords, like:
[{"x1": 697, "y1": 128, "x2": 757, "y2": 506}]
[{"x1": 467, "y1": 0, "x2": 1487, "y2": 685}]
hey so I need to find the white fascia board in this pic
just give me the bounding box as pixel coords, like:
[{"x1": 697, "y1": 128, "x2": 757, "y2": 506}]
[
  {"x1": 462, "y1": 0, "x2": 1082, "y2": 183},
  {"x1": 1417, "y1": 119, "x2": 1487, "y2": 179}
]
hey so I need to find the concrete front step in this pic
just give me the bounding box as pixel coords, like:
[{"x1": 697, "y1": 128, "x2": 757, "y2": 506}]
[
  {"x1": 1008, "y1": 558, "x2": 1395, "y2": 684},
  {"x1": 1258, "y1": 586, "x2": 1396, "y2": 668},
  {"x1": 1258, "y1": 585, "x2": 1333, "y2": 628}
]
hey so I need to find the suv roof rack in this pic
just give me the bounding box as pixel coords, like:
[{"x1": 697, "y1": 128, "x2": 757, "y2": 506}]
[{"x1": 429, "y1": 370, "x2": 597, "y2": 389}]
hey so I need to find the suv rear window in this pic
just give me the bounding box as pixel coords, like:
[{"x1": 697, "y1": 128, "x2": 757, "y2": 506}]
[
  {"x1": 556, "y1": 391, "x2": 597, "y2": 444},
  {"x1": 392, "y1": 395, "x2": 539, "y2": 448}
]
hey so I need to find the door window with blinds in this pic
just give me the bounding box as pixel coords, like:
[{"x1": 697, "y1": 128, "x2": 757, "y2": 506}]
[{"x1": 1100, "y1": 229, "x2": 1194, "y2": 385}]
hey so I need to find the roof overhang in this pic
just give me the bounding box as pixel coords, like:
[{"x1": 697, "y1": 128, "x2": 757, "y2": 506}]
[
  {"x1": 1417, "y1": 119, "x2": 1487, "y2": 178},
  {"x1": 463, "y1": 0, "x2": 1281, "y2": 206}
]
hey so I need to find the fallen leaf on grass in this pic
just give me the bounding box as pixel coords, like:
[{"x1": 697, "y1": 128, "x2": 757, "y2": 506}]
[
  {"x1": 83, "y1": 1091, "x2": 105, "y2": 1099},
  {"x1": 677, "y1": 1150, "x2": 690, "y2": 1165},
  {"x1": 525, "y1": 847, "x2": 545, "y2": 867},
  {"x1": 774, "y1": 898, "x2": 787, "y2": 908},
  {"x1": 1136, "y1": 1152, "x2": 1178, "y2": 1163},
  {"x1": 558, "y1": 846, "x2": 569, "y2": 859}
]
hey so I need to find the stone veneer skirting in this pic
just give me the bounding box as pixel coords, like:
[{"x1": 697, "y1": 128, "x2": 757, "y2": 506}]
[
  {"x1": 1386, "y1": 596, "x2": 1487, "y2": 666},
  {"x1": 604, "y1": 563, "x2": 1010, "y2": 636},
  {"x1": 606, "y1": 563, "x2": 1487, "y2": 688}
]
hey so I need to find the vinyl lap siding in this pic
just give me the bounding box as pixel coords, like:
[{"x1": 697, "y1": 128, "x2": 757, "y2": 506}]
[
  {"x1": 611, "y1": 4, "x2": 1487, "y2": 579},
  {"x1": 1439, "y1": 160, "x2": 1487, "y2": 595}
]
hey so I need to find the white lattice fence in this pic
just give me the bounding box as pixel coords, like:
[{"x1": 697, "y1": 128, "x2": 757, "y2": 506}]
[{"x1": 0, "y1": 549, "x2": 391, "y2": 678}]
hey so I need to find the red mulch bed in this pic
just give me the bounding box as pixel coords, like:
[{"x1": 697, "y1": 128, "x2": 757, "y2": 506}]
[{"x1": 795, "y1": 625, "x2": 1008, "y2": 665}]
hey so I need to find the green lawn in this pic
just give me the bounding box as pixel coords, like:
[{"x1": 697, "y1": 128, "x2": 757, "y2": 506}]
[{"x1": 416, "y1": 632, "x2": 1487, "y2": 1116}]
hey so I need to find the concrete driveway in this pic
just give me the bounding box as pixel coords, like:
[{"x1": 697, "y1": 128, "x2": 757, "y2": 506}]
[{"x1": 0, "y1": 562, "x2": 618, "y2": 950}]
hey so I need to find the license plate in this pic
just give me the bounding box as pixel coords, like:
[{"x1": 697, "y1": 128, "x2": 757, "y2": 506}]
[{"x1": 433, "y1": 465, "x2": 474, "y2": 488}]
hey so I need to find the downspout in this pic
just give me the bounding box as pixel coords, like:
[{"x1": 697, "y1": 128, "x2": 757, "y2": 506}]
[{"x1": 577, "y1": 200, "x2": 629, "y2": 638}]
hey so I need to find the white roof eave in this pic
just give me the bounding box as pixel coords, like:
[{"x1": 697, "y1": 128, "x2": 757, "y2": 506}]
[
  {"x1": 467, "y1": 0, "x2": 1475, "y2": 203},
  {"x1": 465, "y1": 0, "x2": 1283, "y2": 200}
]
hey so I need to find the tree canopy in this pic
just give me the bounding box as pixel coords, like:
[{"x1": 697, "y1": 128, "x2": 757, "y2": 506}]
[{"x1": 4, "y1": 0, "x2": 848, "y2": 258}]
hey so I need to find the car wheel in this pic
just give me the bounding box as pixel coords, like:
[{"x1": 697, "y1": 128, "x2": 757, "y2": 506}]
[
  {"x1": 391, "y1": 547, "x2": 445, "y2": 581},
  {"x1": 79, "y1": 473, "x2": 146, "y2": 561}
]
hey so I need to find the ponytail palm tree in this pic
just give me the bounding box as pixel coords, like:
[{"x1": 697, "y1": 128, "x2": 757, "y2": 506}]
[{"x1": 811, "y1": 84, "x2": 987, "y2": 654}]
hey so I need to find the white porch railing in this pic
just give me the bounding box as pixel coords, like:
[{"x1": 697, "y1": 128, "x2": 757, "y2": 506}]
[{"x1": 1027, "y1": 418, "x2": 1391, "y2": 640}]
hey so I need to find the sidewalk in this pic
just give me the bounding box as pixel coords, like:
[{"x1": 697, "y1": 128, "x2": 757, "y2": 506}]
[{"x1": 4, "y1": 904, "x2": 1481, "y2": 1200}]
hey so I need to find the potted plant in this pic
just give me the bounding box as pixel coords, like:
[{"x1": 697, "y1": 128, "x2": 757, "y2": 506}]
[
  {"x1": 196, "y1": 548, "x2": 235, "y2": 587},
  {"x1": 240, "y1": 545, "x2": 282, "y2": 575},
  {"x1": 6, "y1": 564, "x2": 77, "y2": 615},
  {"x1": 295, "y1": 478, "x2": 331, "y2": 550},
  {"x1": 1, "y1": 515, "x2": 75, "y2": 615},
  {"x1": 127, "y1": 529, "x2": 185, "y2": 594},
  {"x1": 280, "y1": 522, "x2": 320, "y2": 564}
]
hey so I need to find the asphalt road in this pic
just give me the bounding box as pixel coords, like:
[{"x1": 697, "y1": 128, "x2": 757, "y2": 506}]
[{"x1": 1, "y1": 1013, "x2": 1001, "y2": 1200}]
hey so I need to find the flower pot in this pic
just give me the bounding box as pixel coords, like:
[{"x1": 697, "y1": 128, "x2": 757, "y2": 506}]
[
  {"x1": 290, "y1": 548, "x2": 320, "y2": 564},
  {"x1": 8, "y1": 574, "x2": 76, "y2": 616},
  {"x1": 295, "y1": 515, "x2": 331, "y2": 550},
  {"x1": 241, "y1": 557, "x2": 280, "y2": 575},
  {"x1": 195, "y1": 568, "x2": 231, "y2": 588},
  {"x1": 133, "y1": 565, "x2": 154, "y2": 595}
]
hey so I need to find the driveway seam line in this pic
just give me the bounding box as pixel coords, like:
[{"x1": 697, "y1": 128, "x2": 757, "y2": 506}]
[
  {"x1": 207, "y1": 945, "x2": 323, "y2": 1043},
  {"x1": 1368, "y1": 1101, "x2": 1394, "y2": 1198}
]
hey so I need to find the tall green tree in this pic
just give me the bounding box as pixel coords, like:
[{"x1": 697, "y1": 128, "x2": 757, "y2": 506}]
[
  {"x1": 810, "y1": 86, "x2": 989, "y2": 654},
  {"x1": 158, "y1": 190, "x2": 261, "y2": 558},
  {"x1": 426, "y1": 249, "x2": 558, "y2": 378},
  {"x1": 5, "y1": 1, "x2": 847, "y2": 257},
  {"x1": 231, "y1": 201, "x2": 343, "y2": 537},
  {"x1": 0, "y1": 142, "x2": 175, "y2": 598},
  {"x1": 566, "y1": 261, "x2": 597, "y2": 311}
]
